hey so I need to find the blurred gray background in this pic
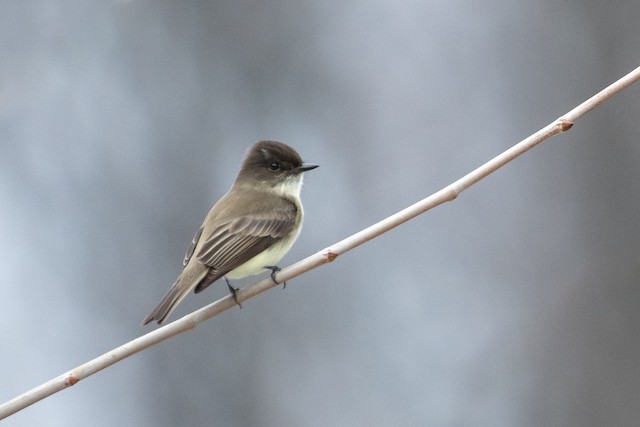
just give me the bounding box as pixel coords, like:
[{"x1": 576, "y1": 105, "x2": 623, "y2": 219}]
[{"x1": 2, "y1": 1, "x2": 640, "y2": 426}]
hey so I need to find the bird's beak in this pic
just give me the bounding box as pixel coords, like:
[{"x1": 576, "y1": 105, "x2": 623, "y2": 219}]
[{"x1": 294, "y1": 163, "x2": 319, "y2": 174}]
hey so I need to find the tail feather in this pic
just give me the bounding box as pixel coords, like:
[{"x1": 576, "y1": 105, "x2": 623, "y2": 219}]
[
  {"x1": 141, "y1": 280, "x2": 190, "y2": 325},
  {"x1": 142, "y1": 263, "x2": 209, "y2": 325}
]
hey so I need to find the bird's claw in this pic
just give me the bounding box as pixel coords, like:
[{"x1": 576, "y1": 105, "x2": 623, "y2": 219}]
[
  {"x1": 225, "y1": 277, "x2": 241, "y2": 308},
  {"x1": 264, "y1": 265, "x2": 286, "y2": 289}
]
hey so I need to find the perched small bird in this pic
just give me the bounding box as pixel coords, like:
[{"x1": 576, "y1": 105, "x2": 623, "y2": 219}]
[{"x1": 142, "y1": 141, "x2": 318, "y2": 325}]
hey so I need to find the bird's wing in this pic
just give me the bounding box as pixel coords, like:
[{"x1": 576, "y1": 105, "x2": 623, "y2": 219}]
[
  {"x1": 192, "y1": 203, "x2": 297, "y2": 290},
  {"x1": 182, "y1": 225, "x2": 203, "y2": 267}
]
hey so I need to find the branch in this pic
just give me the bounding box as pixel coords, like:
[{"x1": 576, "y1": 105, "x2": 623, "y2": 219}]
[{"x1": 2, "y1": 64, "x2": 639, "y2": 420}]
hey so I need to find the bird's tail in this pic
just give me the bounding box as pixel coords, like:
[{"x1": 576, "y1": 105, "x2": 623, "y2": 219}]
[{"x1": 141, "y1": 264, "x2": 208, "y2": 326}]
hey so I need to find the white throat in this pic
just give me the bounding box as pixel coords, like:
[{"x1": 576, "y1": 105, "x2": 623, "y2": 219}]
[{"x1": 271, "y1": 174, "x2": 304, "y2": 199}]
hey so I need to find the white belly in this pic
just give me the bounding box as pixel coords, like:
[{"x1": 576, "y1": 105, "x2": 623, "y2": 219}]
[{"x1": 226, "y1": 225, "x2": 301, "y2": 279}]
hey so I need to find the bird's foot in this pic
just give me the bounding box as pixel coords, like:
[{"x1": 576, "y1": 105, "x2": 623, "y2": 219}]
[
  {"x1": 264, "y1": 265, "x2": 286, "y2": 289},
  {"x1": 225, "y1": 277, "x2": 241, "y2": 308}
]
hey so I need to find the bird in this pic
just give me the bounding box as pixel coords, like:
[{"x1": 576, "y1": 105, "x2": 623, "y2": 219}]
[{"x1": 142, "y1": 140, "x2": 318, "y2": 325}]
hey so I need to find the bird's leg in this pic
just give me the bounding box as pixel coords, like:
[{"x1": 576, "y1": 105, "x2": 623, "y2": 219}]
[
  {"x1": 225, "y1": 277, "x2": 241, "y2": 308},
  {"x1": 264, "y1": 265, "x2": 286, "y2": 289}
]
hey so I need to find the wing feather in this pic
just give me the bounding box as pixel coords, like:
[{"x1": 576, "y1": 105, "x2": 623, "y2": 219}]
[
  {"x1": 195, "y1": 204, "x2": 297, "y2": 274},
  {"x1": 183, "y1": 226, "x2": 203, "y2": 267}
]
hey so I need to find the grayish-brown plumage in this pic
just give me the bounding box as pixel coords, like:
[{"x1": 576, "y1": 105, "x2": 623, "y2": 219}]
[{"x1": 142, "y1": 141, "x2": 317, "y2": 325}]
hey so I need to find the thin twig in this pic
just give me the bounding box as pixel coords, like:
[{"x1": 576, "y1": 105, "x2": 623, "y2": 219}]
[{"x1": 1, "y1": 65, "x2": 639, "y2": 420}]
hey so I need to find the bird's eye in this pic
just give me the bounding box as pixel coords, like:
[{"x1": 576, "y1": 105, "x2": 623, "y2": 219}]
[{"x1": 269, "y1": 162, "x2": 280, "y2": 171}]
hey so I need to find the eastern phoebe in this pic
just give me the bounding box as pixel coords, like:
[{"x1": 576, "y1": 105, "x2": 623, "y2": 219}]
[{"x1": 142, "y1": 140, "x2": 318, "y2": 325}]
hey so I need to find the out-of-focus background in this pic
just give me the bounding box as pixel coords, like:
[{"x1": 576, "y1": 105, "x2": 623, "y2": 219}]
[{"x1": 2, "y1": 1, "x2": 640, "y2": 426}]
